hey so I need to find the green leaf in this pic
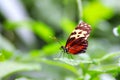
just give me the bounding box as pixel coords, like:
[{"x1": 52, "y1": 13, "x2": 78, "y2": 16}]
[
  {"x1": 96, "y1": 52, "x2": 120, "y2": 62},
  {"x1": 0, "y1": 52, "x2": 5, "y2": 61},
  {"x1": 41, "y1": 59, "x2": 78, "y2": 75},
  {"x1": 4, "y1": 21, "x2": 31, "y2": 30},
  {"x1": 89, "y1": 52, "x2": 120, "y2": 73},
  {"x1": 89, "y1": 64, "x2": 120, "y2": 73},
  {"x1": 0, "y1": 61, "x2": 41, "y2": 79},
  {"x1": 0, "y1": 49, "x2": 12, "y2": 60},
  {"x1": 42, "y1": 42, "x2": 60, "y2": 55},
  {"x1": 55, "y1": 57, "x2": 93, "y2": 66},
  {"x1": 55, "y1": 54, "x2": 92, "y2": 66},
  {"x1": 32, "y1": 21, "x2": 55, "y2": 43}
]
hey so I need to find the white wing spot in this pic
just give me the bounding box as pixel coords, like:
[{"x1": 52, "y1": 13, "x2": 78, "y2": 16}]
[
  {"x1": 81, "y1": 25, "x2": 84, "y2": 26},
  {"x1": 84, "y1": 23, "x2": 88, "y2": 26},
  {"x1": 70, "y1": 30, "x2": 87, "y2": 39},
  {"x1": 85, "y1": 34, "x2": 89, "y2": 40}
]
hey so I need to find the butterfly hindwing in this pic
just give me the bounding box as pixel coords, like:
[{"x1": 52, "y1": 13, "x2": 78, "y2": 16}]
[{"x1": 66, "y1": 37, "x2": 88, "y2": 54}]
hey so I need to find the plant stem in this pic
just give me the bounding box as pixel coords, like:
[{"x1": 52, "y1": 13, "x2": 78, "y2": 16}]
[{"x1": 77, "y1": 0, "x2": 83, "y2": 22}]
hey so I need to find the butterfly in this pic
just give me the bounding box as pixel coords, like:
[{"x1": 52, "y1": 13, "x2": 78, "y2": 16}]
[{"x1": 61, "y1": 21, "x2": 91, "y2": 55}]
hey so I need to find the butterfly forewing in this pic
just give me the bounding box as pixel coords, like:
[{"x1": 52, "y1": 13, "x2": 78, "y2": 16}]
[{"x1": 64, "y1": 21, "x2": 91, "y2": 54}]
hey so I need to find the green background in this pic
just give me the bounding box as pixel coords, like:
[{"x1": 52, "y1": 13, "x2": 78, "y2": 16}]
[{"x1": 0, "y1": 0, "x2": 120, "y2": 80}]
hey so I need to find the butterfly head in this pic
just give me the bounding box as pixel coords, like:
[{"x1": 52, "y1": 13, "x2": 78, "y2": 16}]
[{"x1": 60, "y1": 46, "x2": 68, "y2": 53}]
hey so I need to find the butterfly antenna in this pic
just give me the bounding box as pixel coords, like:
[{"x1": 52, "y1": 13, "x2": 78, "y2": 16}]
[{"x1": 49, "y1": 36, "x2": 63, "y2": 46}]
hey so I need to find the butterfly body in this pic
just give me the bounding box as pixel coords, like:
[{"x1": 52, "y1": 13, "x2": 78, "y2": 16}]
[{"x1": 61, "y1": 21, "x2": 91, "y2": 55}]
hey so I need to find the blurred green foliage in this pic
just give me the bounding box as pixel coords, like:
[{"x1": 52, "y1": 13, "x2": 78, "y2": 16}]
[
  {"x1": 31, "y1": 21, "x2": 55, "y2": 43},
  {"x1": 0, "y1": 0, "x2": 120, "y2": 80},
  {"x1": 0, "y1": 52, "x2": 5, "y2": 61},
  {"x1": 0, "y1": 49, "x2": 12, "y2": 60},
  {"x1": 83, "y1": 1, "x2": 113, "y2": 27},
  {"x1": 117, "y1": 25, "x2": 120, "y2": 35},
  {"x1": 61, "y1": 18, "x2": 76, "y2": 34},
  {"x1": 0, "y1": 61, "x2": 40, "y2": 80}
]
